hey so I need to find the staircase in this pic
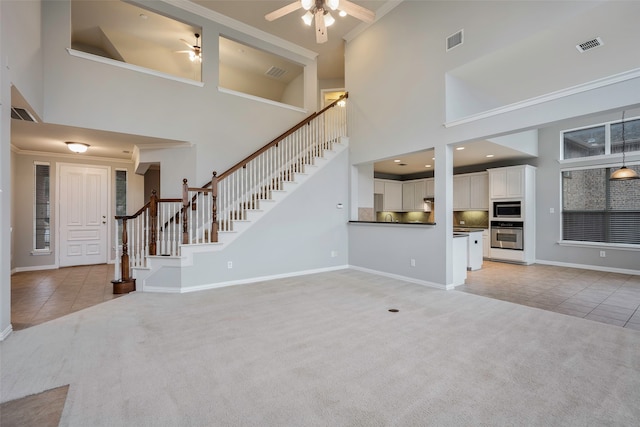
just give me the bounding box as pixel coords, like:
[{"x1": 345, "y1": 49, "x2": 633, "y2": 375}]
[{"x1": 113, "y1": 95, "x2": 349, "y2": 293}]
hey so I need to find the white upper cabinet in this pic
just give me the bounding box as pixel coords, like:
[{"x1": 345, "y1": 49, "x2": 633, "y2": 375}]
[
  {"x1": 402, "y1": 179, "x2": 427, "y2": 211},
  {"x1": 374, "y1": 180, "x2": 384, "y2": 194},
  {"x1": 383, "y1": 181, "x2": 403, "y2": 211},
  {"x1": 453, "y1": 172, "x2": 488, "y2": 210},
  {"x1": 489, "y1": 166, "x2": 528, "y2": 199},
  {"x1": 425, "y1": 178, "x2": 435, "y2": 198}
]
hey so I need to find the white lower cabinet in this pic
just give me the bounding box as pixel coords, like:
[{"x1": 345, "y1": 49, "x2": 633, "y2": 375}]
[{"x1": 482, "y1": 230, "x2": 490, "y2": 258}]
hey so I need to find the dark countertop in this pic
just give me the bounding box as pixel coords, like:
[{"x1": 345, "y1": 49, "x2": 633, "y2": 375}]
[{"x1": 349, "y1": 221, "x2": 436, "y2": 226}]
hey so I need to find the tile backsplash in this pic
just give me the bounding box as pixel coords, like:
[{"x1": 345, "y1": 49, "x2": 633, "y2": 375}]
[{"x1": 453, "y1": 211, "x2": 489, "y2": 228}]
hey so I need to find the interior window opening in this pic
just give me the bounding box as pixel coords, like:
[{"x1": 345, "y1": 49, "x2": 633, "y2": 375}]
[
  {"x1": 71, "y1": 0, "x2": 202, "y2": 82},
  {"x1": 219, "y1": 35, "x2": 304, "y2": 108}
]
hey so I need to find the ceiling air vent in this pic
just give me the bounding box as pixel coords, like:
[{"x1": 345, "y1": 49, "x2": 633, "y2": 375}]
[
  {"x1": 265, "y1": 66, "x2": 287, "y2": 79},
  {"x1": 11, "y1": 107, "x2": 36, "y2": 122},
  {"x1": 576, "y1": 37, "x2": 603, "y2": 53},
  {"x1": 446, "y1": 29, "x2": 464, "y2": 52}
]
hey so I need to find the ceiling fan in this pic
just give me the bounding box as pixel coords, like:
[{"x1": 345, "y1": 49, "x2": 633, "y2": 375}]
[
  {"x1": 176, "y1": 33, "x2": 202, "y2": 63},
  {"x1": 265, "y1": 0, "x2": 375, "y2": 44}
]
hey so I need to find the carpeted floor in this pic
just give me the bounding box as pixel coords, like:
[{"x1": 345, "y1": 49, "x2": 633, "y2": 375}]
[{"x1": 1, "y1": 269, "x2": 639, "y2": 426}]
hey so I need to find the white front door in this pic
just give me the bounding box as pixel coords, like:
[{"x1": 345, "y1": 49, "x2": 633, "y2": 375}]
[{"x1": 59, "y1": 164, "x2": 109, "y2": 267}]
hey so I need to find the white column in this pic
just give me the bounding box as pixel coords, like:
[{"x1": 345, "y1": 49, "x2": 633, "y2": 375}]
[{"x1": 434, "y1": 143, "x2": 454, "y2": 288}]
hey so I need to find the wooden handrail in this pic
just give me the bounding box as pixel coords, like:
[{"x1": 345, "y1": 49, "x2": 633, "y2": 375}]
[{"x1": 212, "y1": 93, "x2": 348, "y2": 182}]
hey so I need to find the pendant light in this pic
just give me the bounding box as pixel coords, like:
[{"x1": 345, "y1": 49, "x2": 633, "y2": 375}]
[{"x1": 609, "y1": 111, "x2": 639, "y2": 180}]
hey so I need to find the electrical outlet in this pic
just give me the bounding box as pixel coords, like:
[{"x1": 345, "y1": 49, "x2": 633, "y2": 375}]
[
  {"x1": 331, "y1": 251, "x2": 338, "y2": 258},
  {"x1": 460, "y1": 220, "x2": 465, "y2": 225},
  {"x1": 410, "y1": 258, "x2": 416, "y2": 267},
  {"x1": 599, "y1": 251, "x2": 606, "y2": 258},
  {"x1": 227, "y1": 261, "x2": 233, "y2": 269},
  {"x1": 549, "y1": 207, "x2": 555, "y2": 214}
]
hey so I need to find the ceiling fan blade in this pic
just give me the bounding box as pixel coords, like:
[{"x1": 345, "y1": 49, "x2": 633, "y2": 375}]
[
  {"x1": 179, "y1": 39, "x2": 194, "y2": 49},
  {"x1": 315, "y1": 9, "x2": 328, "y2": 44},
  {"x1": 340, "y1": 0, "x2": 375, "y2": 23},
  {"x1": 265, "y1": 1, "x2": 302, "y2": 21}
]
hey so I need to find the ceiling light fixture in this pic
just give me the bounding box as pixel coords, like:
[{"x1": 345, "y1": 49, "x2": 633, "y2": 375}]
[
  {"x1": 266, "y1": 0, "x2": 375, "y2": 44},
  {"x1": 66, "y1": 142, "x2": 89, "y2": 153},
  {"x1": 610, "y1": 110, "x2": 639, "y2": 181},
  {"x1": 486, "y1": 154, "x2": 494, "y2": 158},
  {"x1": 393, "y1": 159, "x2": 401, "y2": 163}
]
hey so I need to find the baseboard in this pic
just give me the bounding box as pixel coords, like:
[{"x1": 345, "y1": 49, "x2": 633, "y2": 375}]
[
  {"x1": 0, "y1": 324, "x2": 13, "y2": 341},
  {"x1": 12, "y1": 264, "x2": 58, "y2": 273},
  {"x1": 144, "y1": 265, "x2": 350, "y2": 294},
  {"x1": 535, "y1": 259, "x2": 640, "y2": 276},
  {"x1": 348, "y1": 265, "x2": 451, "y2": 290}
]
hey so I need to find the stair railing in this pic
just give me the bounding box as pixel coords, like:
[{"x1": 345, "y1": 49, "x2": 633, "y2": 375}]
[{"x1": 113, "y1": 93, "x2": 347, "y2": 288}]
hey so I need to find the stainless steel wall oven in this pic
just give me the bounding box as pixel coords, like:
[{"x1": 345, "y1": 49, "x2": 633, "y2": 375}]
[{"x1": 491, "y1": 221, "x2": 523, "y2": 250}]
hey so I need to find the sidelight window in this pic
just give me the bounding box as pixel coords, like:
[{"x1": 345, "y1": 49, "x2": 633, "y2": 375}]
[{"x1": 34, "y1": 162, "x2": 51, "y2": 252}]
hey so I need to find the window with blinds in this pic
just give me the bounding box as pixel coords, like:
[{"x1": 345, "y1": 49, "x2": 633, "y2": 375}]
[
  {"x1": 34, "y1": 163, "x2": 51, "y2": 251},
  {"x1": 562, "y1": 165, "x2": 640, "y2": 245}
]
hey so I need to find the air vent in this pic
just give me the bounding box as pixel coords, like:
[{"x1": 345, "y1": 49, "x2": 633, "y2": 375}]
[
  {"x1": 11, "y1": 107, "x2": 36, "y2": 122},
  {"x1": 446, "y1": 29, "x2": 464, "y2": 51},
  {"x1": 576, "y1": 37, "x2": 603, "y2": 53},
  {"x1": 265, "y1": 66, "x2": 287, "y2": 79}
]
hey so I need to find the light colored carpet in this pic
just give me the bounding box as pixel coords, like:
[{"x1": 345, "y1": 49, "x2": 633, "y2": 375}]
[{"x1": 1, "y1": 269, "x2": 639, "y2": 426}]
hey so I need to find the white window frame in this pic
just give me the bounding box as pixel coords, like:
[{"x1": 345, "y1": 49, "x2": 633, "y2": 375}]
[{"x1": 560, "y1": 115, "x2": 640, "y2": 162}]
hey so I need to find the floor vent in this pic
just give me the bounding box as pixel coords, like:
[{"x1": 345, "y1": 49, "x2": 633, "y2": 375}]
[
  {"x1": 446, "y1": 29, "x2": 464, "y2": 51},
  {"x1": 576, "y1": 37, "x2": 603, "y2": 53},
  {"x1": 10, "y1": 107, "x2": 36, "y2": 122},
  {"x1": 265, "y1": 66, "x2": 287, "y2": 79}
]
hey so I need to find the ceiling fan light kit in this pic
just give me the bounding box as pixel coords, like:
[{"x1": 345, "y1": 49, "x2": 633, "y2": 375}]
[{"x1": 267, "y1": 0, "x2": 375, "y2": 43}]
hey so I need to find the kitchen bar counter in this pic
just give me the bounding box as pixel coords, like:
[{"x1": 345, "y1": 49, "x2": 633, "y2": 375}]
[{"x1": 349, "y1": 221, "x2": 436, "y2": 226}]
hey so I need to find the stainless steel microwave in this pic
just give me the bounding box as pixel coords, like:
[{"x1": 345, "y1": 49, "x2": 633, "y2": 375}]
[{"x1": 493, "y1": 201, "x2": 522, "y2": 218}]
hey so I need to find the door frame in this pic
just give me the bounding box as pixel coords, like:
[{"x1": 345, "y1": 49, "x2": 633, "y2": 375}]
[{"x1": 55, "y1": 163, "x2": 112, "y2": 268}]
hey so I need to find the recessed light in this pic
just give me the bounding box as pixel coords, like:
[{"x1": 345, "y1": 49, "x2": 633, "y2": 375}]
[
  {"x1": 393, "y1": 159, "x2": 401, "y2": 163},
  {"x1": 425, "y1": 164, "x2": 432, "y2": 168},
  {"x1": 486, "y1": 154, "x2": 494, "y2": 158},
  {"x1": 432, "y1": 157, "x2": 435, "y2": 160},
  {"x1": 456, "y1": 147, "x2": 465, "y2": 151},
  {"x1": 339, "y1": 10, "x2": 347, "y2": 17}
]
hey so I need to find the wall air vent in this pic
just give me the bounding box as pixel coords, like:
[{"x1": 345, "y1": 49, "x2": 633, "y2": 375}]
[
  {"x1": 576, "y1": 37, "x2": 603, "y2": 53},
  {"x1": 10, "y1": 107, "x2": 36, "y2": 122},
  {"x1": 446, "y1": 29, "x2": 464, "y2": 52},
  {"x1": 265, "y1": 66, "x2": 287, "y2": 79}
]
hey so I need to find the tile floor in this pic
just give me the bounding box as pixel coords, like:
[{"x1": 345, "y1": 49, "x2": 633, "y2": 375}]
[
  {"x1": 460, "y1": 260, "x2": 640, "y2": 331},
  {"x1": 10, "y1": 262, "x2": 640, "y2": 332},
  {"x1": 10, "y1": 264, "x2": 123, "y2": 331}
]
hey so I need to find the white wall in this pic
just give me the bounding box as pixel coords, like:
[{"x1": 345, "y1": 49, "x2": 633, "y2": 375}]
[
  {"x1": 1, "y1": 0, "x2": 45, "y2": 339},
  {"x1": 143, "y1": 146, "x2": 351, "y2": 290},
  {"x1": 41, "y1": 0, "x2": 318, "y2": 195},
  {"x1": 345, "y1": 0, "x2": 640, "y2": 284}
]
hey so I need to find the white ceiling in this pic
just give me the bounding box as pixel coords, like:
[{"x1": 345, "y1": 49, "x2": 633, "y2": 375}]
[{"x1": 373, "y1": 140, "x2": 536, "y2": 175}]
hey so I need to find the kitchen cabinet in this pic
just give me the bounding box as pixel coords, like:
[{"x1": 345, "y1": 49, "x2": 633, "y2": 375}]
[
  {"x1": 374, "y1": 180, "x2": 384, "y2": 195},
  {"x1": 383, "y1": 181, "x2": 402, "y2": 211},
  {"x1": 453, "y1": 172, "x2": 488, "y2": 210},
  {"x1": 402, "y1": 179, "x2": 427, "y2": 211},
  {"x1": 482, "y1": 229, "x2": 490, "y2": 258},
  {"x1": 425, "y1": 178, "x2": 435, "y2": 198},
  {"x1": 489, "y1": 166, "x2": 524, "y2": 199}
]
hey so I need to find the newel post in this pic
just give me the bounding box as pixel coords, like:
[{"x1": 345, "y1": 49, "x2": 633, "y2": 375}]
[
  {"x1": 211, "y1": 171, "x2": 218, "y2": 243},
  {"x1": 149, "y1": 190, "x2": 158, "y2": 256},
  {"x1": 112, "y1": 217, "x2": 136, "y2": 294},
  {"x1": 182, "y1": 179, "x2": 189, "y2": 244}
]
